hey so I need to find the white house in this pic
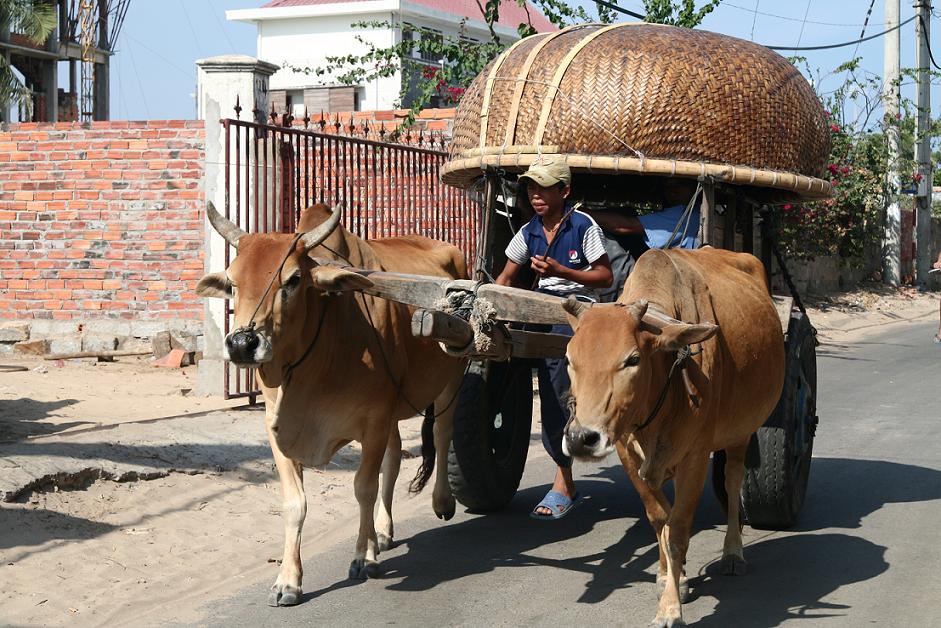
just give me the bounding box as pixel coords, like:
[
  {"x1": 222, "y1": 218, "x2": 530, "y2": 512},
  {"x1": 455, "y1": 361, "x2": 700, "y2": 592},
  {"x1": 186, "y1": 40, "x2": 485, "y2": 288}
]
[{"x1": 227, "y1": 0, "x2": 555, "y2": 113}]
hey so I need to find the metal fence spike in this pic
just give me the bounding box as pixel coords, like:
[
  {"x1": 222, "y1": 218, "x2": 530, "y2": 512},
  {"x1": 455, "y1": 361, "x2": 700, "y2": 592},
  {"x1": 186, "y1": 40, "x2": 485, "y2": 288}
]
[{"x1": 234, "y1": 95, "x2": 242, "y2": 120}]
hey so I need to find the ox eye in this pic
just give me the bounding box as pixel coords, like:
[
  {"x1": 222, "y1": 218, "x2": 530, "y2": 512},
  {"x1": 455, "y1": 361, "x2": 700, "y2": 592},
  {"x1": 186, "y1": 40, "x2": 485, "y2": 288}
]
[
  {"x1": 622, "y1": 354, "x2": 640, "y2": 368},
  {"x1": 282, "y1": 272, "x2": 301, "y2": 291}
]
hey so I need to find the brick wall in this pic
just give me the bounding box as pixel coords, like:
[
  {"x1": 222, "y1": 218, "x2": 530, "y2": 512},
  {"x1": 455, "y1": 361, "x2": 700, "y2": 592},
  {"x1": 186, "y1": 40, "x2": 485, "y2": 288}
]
[
  {"x1": 0, "y1": 109, "x2": 459, "y2": 337},
  {"x1": 0, "y1": 120, "x2": 205, "y2": 324}
]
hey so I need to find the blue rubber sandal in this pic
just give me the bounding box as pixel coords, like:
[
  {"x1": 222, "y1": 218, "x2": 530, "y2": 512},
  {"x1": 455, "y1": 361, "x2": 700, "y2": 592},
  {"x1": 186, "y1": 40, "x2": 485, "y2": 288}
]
[{"x1": 529, "y1": 490, "x2": 581, "y2": 520}]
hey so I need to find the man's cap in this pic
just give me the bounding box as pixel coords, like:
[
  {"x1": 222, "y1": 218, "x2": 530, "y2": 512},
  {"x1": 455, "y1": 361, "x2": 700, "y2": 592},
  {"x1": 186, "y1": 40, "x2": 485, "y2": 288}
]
[{"x1": 518, "y1": 155, "x2": 571, "y2": 187}]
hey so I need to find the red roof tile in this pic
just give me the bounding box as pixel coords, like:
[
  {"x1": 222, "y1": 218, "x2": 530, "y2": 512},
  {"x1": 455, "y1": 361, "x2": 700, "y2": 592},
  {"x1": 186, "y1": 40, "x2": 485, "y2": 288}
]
[{"x1": 260, "y1": 0, "x2": 555, "y2": 32}]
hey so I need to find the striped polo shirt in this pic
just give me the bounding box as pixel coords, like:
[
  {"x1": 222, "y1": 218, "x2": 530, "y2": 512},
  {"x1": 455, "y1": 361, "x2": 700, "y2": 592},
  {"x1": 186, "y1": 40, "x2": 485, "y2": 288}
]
[{"x1": 505, "y1": 208, "x2": 607, "y2": 300}]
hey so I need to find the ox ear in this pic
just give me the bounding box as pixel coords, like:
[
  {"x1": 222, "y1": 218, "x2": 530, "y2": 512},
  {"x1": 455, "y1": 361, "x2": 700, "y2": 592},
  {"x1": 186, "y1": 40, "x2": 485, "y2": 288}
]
[
  {"x1": 310, "y1": 266, "x2": 375, "y2": 293},
  {"x1": 655, "y1": 321, "x2": 719, "y2": 351},
  {"x1": 196, "y1": 272, "x2": 233, "y2": 299}
]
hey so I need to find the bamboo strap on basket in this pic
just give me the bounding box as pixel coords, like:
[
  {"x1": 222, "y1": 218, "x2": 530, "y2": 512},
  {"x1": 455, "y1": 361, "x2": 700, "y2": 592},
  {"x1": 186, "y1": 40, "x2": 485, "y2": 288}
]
[
  {"x1": 533, "y1": 22, "x2": 630, "y2": 147},
  {"x1": 502, "y1": 25, "x2": 584, "y2": 148},
  {"x1": 479, "y1": 36, "x2": 535, "y2": 150}
]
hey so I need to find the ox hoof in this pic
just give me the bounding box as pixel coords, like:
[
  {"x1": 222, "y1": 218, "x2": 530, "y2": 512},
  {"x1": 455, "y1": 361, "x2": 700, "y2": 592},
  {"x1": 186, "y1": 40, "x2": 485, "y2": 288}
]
[
  {"x1": 656, "y1": 575, "x2": 690, "y2": 603},
  {"x1": 377, "y1": 533, "x2": 394, "y2": 553},
  {"x1": 651, "y1": 617, "x2": 686, "y2": 628},
  {"x1": 267, "y1": 583, "x2": 302, "y2": 607},
  {"x1": 434, "y1": 497, "x2": 456, "y2": 521},
  {"x1": 348, "y1": 559, "x2": 381, "y2": 580},
  {"x1": 721, "y1": 554, "x2": 747, "y2": 576}
]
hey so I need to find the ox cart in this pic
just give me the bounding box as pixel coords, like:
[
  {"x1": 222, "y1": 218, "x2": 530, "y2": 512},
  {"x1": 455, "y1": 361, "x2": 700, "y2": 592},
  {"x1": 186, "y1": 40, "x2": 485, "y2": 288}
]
[{"x1": 349, "y1": 24, "x2": 826, "y2": 530}]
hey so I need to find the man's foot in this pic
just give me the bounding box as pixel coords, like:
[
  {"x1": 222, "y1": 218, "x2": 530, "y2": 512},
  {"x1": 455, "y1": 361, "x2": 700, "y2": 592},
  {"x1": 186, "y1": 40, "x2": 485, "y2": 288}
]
[
  {"x1": 530, "y1": 490, "x2": 581, "y2": 520},
  {"x1": 933, "y1": 334, "x2": 941, "y2": 344}
]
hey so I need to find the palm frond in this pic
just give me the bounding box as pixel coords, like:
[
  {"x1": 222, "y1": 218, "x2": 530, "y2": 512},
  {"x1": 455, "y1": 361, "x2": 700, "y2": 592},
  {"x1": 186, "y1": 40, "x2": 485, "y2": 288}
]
[
  {"x1": 0, "y1": 52, "x2": 33, "y2": 115},
  {"x1": 0, "y1": 0, "x2": 57, "y2": 44}
]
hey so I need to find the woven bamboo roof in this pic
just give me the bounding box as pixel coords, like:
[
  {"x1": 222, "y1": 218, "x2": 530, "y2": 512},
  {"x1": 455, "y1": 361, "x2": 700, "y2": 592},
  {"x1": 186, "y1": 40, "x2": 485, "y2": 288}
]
[{"x1": 442, "y1": 23, "x2": 832, "y2": 201}]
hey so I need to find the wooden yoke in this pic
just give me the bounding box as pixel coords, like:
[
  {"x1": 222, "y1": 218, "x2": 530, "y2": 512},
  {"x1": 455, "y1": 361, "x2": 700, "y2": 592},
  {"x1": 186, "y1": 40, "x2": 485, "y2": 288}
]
[{"x1": 351, "y1": 269, "x2": 582, "y2": 360}]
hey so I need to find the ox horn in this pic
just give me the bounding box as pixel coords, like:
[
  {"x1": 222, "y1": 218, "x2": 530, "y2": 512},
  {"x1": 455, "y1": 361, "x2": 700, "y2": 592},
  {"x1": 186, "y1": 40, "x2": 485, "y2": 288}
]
[
  {"x1": 206, "y1": 201, "x2": 247, "y2": 248},
  {"x1": 301, "y1": 205, "x2": 343, "y2": 251},
  {"x1": 562, "y1": 296, "x2": 591, "y2": 320}
]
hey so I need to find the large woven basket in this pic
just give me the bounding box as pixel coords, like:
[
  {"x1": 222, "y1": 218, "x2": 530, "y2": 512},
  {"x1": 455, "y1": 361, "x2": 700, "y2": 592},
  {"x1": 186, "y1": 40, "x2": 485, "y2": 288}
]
[{"x1": 442, "y1": 23, "x2": 832, "y2": 201}]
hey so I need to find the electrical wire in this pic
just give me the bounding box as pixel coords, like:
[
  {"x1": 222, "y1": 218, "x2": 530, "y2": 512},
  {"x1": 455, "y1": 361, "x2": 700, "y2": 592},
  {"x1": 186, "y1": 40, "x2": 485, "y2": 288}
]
[
  {"x1": 795, "y1": 0, "x2": 813, "y2": 48},
  {"x1": 749, "y1": 0, "x2": 760, "y2": 41},
  {"x1": 179, "y1": 0, "x2": 206, "y2": 59},
  {"x1": 849, "y1": 0, "x2": 877, "y2": 62},
  {"x1": 764, "y1": 15, "x2": 917, "y2": 50},
  {"x1": 724, "y1": 1, "x2": 886, "y2": 28},
  {"x1": 579, "y1": 1, "x2": 921, "y2": 53},
  {"x1": 125, "y1": 38, "x2": 152, "y2": 119},
  {"x1": 207, "y1": 0, "x2": 238, "y2": 55},
  {"x1": 591, "y1": 0, "x2": 645, "y2": 20},
  {"x1": 918, "y1": 15, "x2": 941, "y2": 70}
]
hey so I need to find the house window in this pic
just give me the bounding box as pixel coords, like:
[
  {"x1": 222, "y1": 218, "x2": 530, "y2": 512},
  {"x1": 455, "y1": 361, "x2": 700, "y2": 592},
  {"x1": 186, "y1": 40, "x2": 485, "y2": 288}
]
[
  {"x1": 286, "y1": 90, "x2": 305, "y2": 118},
  {"x1": 403, "y1": 24, "x2": 443, "y2": 64}
]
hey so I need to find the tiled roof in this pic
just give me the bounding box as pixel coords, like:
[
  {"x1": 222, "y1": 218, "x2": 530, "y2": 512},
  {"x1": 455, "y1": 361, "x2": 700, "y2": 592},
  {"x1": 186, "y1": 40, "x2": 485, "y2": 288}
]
[{"x1": 260, "y1": 0, "x2": 555, "y2": 32}]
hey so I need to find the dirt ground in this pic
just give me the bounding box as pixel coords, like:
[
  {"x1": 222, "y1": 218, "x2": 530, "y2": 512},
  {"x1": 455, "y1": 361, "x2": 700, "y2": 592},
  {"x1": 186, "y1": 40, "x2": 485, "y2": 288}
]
[{"x1": 1, "y1": 285, "x2": 939, "y2": 627}]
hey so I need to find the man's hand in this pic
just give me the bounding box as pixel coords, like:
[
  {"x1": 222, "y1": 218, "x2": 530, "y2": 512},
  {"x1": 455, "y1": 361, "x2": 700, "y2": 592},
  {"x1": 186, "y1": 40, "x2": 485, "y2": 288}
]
[{"x1": 531, "y1": 256, "x2": 565, "y2": 278}]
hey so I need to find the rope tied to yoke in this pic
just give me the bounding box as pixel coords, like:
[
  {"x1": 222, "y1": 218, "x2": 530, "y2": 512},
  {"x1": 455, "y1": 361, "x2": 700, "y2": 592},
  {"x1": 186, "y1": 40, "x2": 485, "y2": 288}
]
[{"x1": 434, "y1": 281, "x2": 498, "y2": 353}]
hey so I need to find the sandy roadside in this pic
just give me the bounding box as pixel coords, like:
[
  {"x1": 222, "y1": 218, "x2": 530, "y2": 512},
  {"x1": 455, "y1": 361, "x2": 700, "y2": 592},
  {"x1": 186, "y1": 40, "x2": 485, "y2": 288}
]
[{"x1": 0, "y1": 286, "x2": 938, "y2": 627}]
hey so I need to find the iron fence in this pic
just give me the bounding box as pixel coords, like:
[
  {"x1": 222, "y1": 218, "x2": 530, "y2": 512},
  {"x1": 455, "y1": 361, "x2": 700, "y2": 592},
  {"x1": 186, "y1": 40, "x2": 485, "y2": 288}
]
[{"x1": 219, "y1": 106, "x2": 479, "y2": 400}]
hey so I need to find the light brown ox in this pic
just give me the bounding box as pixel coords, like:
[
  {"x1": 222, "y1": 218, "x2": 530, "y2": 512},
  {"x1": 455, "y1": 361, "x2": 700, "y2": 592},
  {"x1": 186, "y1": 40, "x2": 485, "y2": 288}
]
[
  {"x1": 197, "y1": 202, "x2": 467, "y2": 606},
  {"x1": 561, "y1": 247, "x2": 785, "y2": 628}
]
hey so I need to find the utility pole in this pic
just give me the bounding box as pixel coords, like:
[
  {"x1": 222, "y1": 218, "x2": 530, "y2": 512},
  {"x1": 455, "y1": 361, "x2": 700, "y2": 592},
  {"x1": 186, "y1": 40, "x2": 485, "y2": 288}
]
[
  {"x1": 884, "y1": 0, "x2": 901, "y2": 286},
  {"x1": 914, "y1": 1, "x2": 933, "y2": 287}
]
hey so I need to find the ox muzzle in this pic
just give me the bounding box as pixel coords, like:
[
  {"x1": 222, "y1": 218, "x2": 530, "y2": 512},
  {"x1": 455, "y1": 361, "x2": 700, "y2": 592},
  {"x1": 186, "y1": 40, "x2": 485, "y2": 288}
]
[
  {"x1": 225, "y1": 326, "x2": 273, "y2": 366},
  {"x1": 563, "y1": 420, "x2": 615, "y2": 460}
]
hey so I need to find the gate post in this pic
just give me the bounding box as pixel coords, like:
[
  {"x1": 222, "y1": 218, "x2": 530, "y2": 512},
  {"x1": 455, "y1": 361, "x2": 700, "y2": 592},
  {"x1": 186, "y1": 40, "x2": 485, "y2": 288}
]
[{"x1": 195, "y1": 55, "x2": 278, "y2": 396}]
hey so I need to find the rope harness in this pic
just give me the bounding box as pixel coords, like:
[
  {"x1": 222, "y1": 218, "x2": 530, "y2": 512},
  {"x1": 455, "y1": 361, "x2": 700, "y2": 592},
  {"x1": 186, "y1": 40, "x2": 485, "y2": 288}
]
[
  {"x1": 229, "y1": 231, "x2": 330, "y2": 386},
  {"x1": 635, "y1": 344, "x2": 702, "y2": 431}
]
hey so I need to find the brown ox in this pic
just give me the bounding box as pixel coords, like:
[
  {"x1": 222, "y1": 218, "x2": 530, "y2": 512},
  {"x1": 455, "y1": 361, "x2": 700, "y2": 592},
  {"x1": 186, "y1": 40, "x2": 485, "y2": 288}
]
[
  {"x1": 197, "y1": 202, "x2": 466, "y2": 606},
  {"x1": 561, "y1": 247, "x2": 785, "y2": 627}
]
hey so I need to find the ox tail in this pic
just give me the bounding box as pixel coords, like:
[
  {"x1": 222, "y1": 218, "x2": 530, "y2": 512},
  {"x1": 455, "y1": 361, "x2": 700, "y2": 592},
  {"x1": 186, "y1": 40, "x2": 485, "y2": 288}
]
[{"x1": 408, "y1": 405, "x2": 436, "y2": 494}]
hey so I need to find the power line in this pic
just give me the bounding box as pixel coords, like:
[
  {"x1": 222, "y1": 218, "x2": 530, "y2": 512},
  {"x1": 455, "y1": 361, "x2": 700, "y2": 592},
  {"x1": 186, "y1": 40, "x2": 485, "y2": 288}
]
[
  {"x1": 592, "y1": 0, "x2": 645, "y2": 21},
  {"x1": 849, "y1": 0, "x2": 877, "y2": 62},
  {"x1": 749, "y1": 0, "x2": 760, "y2": 41},
  {"x1": 795, "y1": 1, "x2": 813, "y2": 48},
  {"x1": 179, "y1": 0, "x2": 206, "y2": 59},
  {"x1": 122, "y1": 33, "x2": 195, "y2": 79},
  {"x1": 125, "y1": 39, "x2": 151, "y2": 119},
  {"x1": 207, "y1": 0, "x2": 238, "y2": 55},
  {"x1": 723, "y1": 1, "x2": 887, "y2": 27},
  {"x1": 586, "y1": 1, "x2": 921, "y2": 53},
  {"x1": 765, "y1": 14, "x2": 916, "y2": 50},
  {"x1": 918, "y1": 15, "x2": 941, "y2": 70}
]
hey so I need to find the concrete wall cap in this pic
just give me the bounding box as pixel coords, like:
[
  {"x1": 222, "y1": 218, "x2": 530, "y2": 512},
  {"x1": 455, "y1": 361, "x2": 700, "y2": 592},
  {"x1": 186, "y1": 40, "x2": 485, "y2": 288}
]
[{"x1": 196, "y1": 55, "x2": 280, "y2": 75}]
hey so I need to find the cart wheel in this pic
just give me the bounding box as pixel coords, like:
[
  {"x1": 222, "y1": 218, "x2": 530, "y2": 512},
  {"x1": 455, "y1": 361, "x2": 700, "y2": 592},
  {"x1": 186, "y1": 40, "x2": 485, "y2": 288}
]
[
  {"x1": 447, "y1": 359, "x2": 533, "y2": 512},
  {"x1": 739, "y1": 310, "x2": 818, "y2": 529}
]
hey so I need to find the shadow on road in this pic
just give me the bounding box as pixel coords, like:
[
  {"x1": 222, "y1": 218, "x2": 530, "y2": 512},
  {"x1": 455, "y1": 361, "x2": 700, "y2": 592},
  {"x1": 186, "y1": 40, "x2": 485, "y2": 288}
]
[
  {"x1": 0, "y1": 397, "x2": 86, "y2": 442},
  {"x1": 692, "y1": 534, "x2": 888, "y2": 628},
  {"x1": 0, "y1": 507, "x2": 117, "y2": 550},
  {"x1": 299, "y1": 456, "x2": 936, "y2": 623},
  {"x1": 794, "y1": 457, "x2": 941, "y2": 531}
]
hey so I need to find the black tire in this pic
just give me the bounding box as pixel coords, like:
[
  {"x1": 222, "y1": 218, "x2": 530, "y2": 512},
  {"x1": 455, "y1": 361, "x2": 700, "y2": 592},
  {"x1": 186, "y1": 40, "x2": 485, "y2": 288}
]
[
  {"x1": 447, "y1": 359, "x2": 534, "y2": 512},
  {"x1": 740, "y1": 310, "x2": 818, "y2": 529}
]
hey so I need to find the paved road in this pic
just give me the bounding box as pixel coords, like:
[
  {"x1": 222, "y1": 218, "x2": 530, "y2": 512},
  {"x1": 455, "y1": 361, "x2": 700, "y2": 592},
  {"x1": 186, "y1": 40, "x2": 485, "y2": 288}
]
[{"x1": 186, "y1": 321, "x2": 941, "y2": 627}]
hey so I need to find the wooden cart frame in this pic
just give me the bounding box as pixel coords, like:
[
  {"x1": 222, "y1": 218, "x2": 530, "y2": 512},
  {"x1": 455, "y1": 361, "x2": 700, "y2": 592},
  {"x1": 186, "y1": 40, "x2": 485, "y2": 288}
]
[{"x1": 343, "y1": 171, "x2": 817, "y2": 529}]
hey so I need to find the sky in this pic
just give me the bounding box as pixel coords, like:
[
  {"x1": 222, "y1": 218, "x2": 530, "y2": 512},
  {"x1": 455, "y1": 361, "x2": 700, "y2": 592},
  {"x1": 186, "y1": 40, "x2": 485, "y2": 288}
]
[{"x1": 101, "y1": 0, "x2": 940, "y2": 125}]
